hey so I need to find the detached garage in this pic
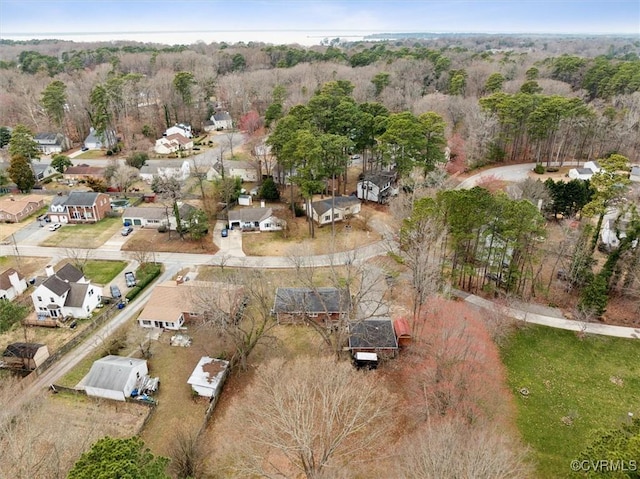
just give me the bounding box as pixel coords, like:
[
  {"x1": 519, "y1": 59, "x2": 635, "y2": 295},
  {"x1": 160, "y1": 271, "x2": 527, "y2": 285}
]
[
  {"x1": 83, "y1": 355, "x2": 148, "y2": 402},
  {"x1": 188, "y1": 357, "x2": 230, "y2": 399}
]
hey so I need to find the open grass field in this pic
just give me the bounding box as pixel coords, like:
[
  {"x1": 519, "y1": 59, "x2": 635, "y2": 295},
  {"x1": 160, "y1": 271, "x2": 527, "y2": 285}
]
[
  {"x1": 501, "y1": 325, "x2": 640, "y2": 478},
  {"x1": 39, "y1": 217, "x2": 122, "y2": 248}
]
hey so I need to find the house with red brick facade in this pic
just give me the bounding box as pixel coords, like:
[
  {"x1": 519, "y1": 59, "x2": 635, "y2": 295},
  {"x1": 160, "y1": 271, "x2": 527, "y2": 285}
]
[{"x1": 48, "y1": 191, "x2": 111, "y2": 224}]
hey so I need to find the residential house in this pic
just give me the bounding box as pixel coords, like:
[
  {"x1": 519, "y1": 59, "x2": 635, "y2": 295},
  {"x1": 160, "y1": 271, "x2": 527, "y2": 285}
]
[
  {"x1": 308, "y1": 196, "x2": 361, "y2": 226},
  {"x1": 0, "y1": 268, "x2": 28, "y2": 301},
  {"x1": 601, "y1": 212, "x2": 636, "y2": 249},
  {"x1": 188, "y1": 357, "x2": 230, "y2": 398},
  {"x1": 568, "y1": 167, "x2": 595, "y2": 181},
  {"x1": 31, "y1": 264, "x2": 102, "y2": 320},
  {"x1": 210, "y1": 111, "x2": 233, "y2": 130},
  {"x1": 84, "y1": 127, "x2": 117, "y2": 150},
  {"x1": 206, "y1": 160, "x2": 258, "y2": 182},
  {"x1": 2, "y1": 343, "x2": 50, "y2": 370},
  {"x1": 0, "y1": 194, "x2": 45, "y2": 223},
  {"x1": 48, "y1": 191, "x2": 111, "y2": 224},
  {"x1": 122, "y1": 203, "x2": 196, "y2": 230},
  {"x1": 630, "y1": 166, "x2": 640, "y2": 183},
  {"x1": 165, "y1": 123, "x2": 193, "y2": 139},
  {"x1": 83, "y1": 355, "x2": 148, "y2": 401},
  {"x1": 228, "y1": 207, "x2": 284, "y2": 232},
  {"x1": 140, "y1": 161, "x2": 191, "y2": 182},
  {"x1": 568, "y1": 161, "x2": 601, "y2": 181},
  {"x1": 63, "y1": 164, "x2": 106, "y2": 181},
  {"x1": 357, "y1": 171, "x2": 398, "y2": 203},
  {"x1": 348, "y1": 318, "x2": 399, "y2": 358},
  {"x1": 272, "y1": 287, "x2": 351, "y2": 325},
  {"x1": 34, "y1": 133, "x2": 71, "y2": 155},
  {"x1": 137, "y1": 280, "x2": 245, "y2": 330},
  {"x1": 32, "y1": 163, "x2": 58, "y2": 181},
  {"x1": 154, "y1": 133, "x2": 194, "y2": 155}
]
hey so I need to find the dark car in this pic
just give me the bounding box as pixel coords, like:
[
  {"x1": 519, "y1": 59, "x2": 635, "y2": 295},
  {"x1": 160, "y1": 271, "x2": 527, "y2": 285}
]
[
  {"x1": 81, "y1": 146, "x2": 89, "y2": 151},
  {"x1": 221, "y1": 228, "x2": 229, "y2": 237},
  {"x1": 110, "y1": 284, "x2": 122, "y2": 298}
]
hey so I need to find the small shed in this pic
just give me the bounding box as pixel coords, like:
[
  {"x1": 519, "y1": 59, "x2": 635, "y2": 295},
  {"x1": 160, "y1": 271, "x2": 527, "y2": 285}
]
[
  {"x1": 187, "y1": 356, "x2": 230, "y2": 398},
  {"x1": 238, "y1": 194, "x2": 253, "y2": 206},
  {"x1": 348, "y1": 318, "x2": 399, "y2": 358},
  {"x1": 393, "y1": 318, "x2": 412, "y2": 347},
  {"x1": 83, "y1": 355, "x2": 148, "y2": 401},
  {"x1": 2, "y1": 343, "x2": 49, "y2": 370}
]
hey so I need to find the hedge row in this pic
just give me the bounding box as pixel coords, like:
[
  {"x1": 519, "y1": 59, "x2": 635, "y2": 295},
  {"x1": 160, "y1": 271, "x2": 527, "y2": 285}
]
[{"x1": 125, "y1": 263, "x2": 162, "y2": 301}]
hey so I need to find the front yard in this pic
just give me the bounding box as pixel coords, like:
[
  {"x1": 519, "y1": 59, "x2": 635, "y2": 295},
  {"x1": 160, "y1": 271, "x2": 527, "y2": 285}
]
[
  {"x1": 121, "y1": 228, "x2": 218, "y2": 254},
  {"x1": 39, "y1": 217, "x2": 122, "y2": 248}
]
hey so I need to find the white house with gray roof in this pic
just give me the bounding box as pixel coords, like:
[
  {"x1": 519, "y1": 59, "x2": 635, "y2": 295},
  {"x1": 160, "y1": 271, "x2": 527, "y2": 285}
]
[
  {"x1": 210, "y1": 111, "x2": 233, "y2": 130},
  {"x1": 83, "y1": 356, "x2": 148, "y2": 401},
  {"x1": 84, "y1": 127, "x2": 117, "y2": 150},
  {"x1": 122, "y1": 203, "x2": 196, "y2": 230},
  {"x1": 357, "y1": 171, "x2": 398, "y2": 203},
  {"x1": 34, "y1": 132, "x2": 71, "y2": 155},
  {"x1": 308, "y1": 196, "x2": 361, "y2": 226},
  {"x1": 31, "y1": 264, "x2": 102, "y2": 320},
  {"x1": 228, "y1": 207, "x2": 284, "y2": 232}
]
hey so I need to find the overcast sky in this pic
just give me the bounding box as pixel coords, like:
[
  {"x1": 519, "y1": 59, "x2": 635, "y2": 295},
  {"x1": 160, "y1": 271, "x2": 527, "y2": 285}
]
[{"x1": 1, "y1": 0, "x2": 638, "y2": 46}]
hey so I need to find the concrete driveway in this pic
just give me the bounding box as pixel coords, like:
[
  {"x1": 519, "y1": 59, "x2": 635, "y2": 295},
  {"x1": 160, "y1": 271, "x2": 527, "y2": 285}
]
[{"x1": 213, "y1": 221, "x2": 245, "y2": 257}]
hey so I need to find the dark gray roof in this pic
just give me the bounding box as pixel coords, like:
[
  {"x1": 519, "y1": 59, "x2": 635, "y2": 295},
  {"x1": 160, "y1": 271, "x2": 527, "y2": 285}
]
[
  {"x1": 65, "y1": 191, "x2": 101, "y2": 206},
  {"x1": 361, "y1": 171, "x2": 396, "y2": 188},
  {"x1": 56, "y1": 264, "x2": 84, "y2": 283},
  {"x1": 213, "y1": 111, "x2": 232, "y2": 121},
  {"x1": 83, "y1": 355, "x2": 147, "y2": 392},
  {"x1": 348, "y1": 319, "x2": 398, "y2": 350},
  {"x1": 576, "y1": 168, "x2": 593, "y2": 175},
  {"x1": 51, "y1": 195, "x2": 68, "y2": 207},
  {"x1": 274, "y1": 287, "x2": 350, "y2": 314},
  {"x1": 311, "y1": 196, "x2": 361, "y2": 216},
  {"x1": 123, "y1": 206, "x2": 167, "y2": 221},
  {"x1": 229, "y1": 207, "x2": 273, "y2": 224},
  {"x1": 42, "y1": 275, "x2": 70, "y2": 296},
  {"x1": 65, "y1": 282, "x2": 89, "y2": 308},
  {"x1": 32, "y1": 163, "x2": 50, "y2": 174},
  {"x1": 3, "y1": 342, "x2": 45, "y2": 359},
  {"x1": 34, "y1": 133, "x2": 62, "y2": 144}
]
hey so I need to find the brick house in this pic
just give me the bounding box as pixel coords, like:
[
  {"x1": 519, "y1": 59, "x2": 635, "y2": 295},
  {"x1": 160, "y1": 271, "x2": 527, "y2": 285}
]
[{"x1": 48, "y1": 191, "x2": 111, "y2": 224}]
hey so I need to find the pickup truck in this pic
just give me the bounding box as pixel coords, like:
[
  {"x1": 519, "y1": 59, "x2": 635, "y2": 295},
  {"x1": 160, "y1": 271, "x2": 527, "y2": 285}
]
[{"x1": 124, "y1": 271, "x2": 137, "y2": 288}]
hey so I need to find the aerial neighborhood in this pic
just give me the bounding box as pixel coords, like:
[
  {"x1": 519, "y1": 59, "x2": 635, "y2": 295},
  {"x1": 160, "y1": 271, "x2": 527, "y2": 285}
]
[{"x1": 0, "y1": 28, "x2": 639, "y2": 478}]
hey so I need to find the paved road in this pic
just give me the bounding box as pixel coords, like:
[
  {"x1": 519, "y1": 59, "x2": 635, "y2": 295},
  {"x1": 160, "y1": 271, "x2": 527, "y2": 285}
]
[
  {"x1": 47, "y1": 131, "x2": 246, "y2": 169},
  {"x1": 457, "y1": 163, "x2": 537, "y2": 189},
  {"x1": 0, "y1": 263, "x2": 180, "y2": 431}
]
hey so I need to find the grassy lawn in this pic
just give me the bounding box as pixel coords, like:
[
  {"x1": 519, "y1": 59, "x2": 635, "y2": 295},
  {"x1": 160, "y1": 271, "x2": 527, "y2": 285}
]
[
  {"x1": 74, "y1": 150, "x2": 108, "y2": 160},
  {"x1": 501, "y1": 325, "x2": 640, "y2": 478},
  {"x1": 39, "y1": 217, "x2": 121, "y2": 248},
  {"x1": 82, "y1": 259, "x2": 127, "y2": 285}
]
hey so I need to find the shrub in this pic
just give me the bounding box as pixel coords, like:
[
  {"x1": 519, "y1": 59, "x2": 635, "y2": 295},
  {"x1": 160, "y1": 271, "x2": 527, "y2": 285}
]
[
  {"x1": 125, "y1": 263, "x2": 162, "y2": 301},
  {"x1": 293, "y1": 203, "x2": 305, "y2": 217},
  {"x1": 157, "y1": 224, "x2": 168, "y2": 233},
  {"x1": 533, "y1": 163, "x2": 545, "y2": 174}
]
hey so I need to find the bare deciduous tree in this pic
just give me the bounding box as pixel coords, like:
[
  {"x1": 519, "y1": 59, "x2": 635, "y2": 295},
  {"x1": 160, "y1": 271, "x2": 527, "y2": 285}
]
[
  {"x1": 110, "y1": 164, "x2": 140, "y2": 195},
  {"x1": 401, "y1": 419, "x2": 532, "y2": 479},
  {"x1": 233, "y1": 357, "x2": 395, "y2": 479},
  {"x1": 188, "y1": 271, "x2": 277, "y2": 370},
  {"x1": 64, "y1": 248, "x2": 94, "y2": 274},
  {"x1": 168, "y1": 427, "x2": 209, "y2": 479}
]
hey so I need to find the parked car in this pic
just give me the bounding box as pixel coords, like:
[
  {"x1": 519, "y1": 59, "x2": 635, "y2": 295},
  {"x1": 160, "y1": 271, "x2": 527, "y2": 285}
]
[
  {"x1": 221, "y1": 228, "x2": 229, "y2": 237},
  {"x1": 110, "y1": 284, "x2": 122, "y2": 298},
  {"x1": 124, "y1": 271, "x2": 137, "y2": 287},
  {"x1": 48, "y1": 223, "x2": 61, "y2": 231},
  {"x1": 121, "y1": 226, "x2": 133, "y2": 236},
  {"x1": 81, "y1": 146, "x2": 89, "y2": 151}
]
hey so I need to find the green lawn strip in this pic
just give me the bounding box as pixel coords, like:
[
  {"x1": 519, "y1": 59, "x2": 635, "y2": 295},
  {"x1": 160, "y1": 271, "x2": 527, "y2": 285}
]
[
  {"x1": 56, "y1": 349, "x2": 103, "y2": 388},
  {"x1": 501, "y1": 325, "x2": 640, "y2": 478},
  {"x1": 39, "y1": 217, "x2": 121, "y2": 248},
  {"x1": 82, "y1": 260, "x2": 127, "y2": 285}
]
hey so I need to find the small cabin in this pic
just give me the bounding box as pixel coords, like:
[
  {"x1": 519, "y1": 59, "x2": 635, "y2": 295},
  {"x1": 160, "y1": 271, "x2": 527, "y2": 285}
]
[{"x1": 2, "y1": 343, "x2": 50, "y2": 370}]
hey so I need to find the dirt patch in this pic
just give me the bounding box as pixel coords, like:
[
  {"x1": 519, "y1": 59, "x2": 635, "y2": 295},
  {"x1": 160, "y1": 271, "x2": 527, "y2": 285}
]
[
  {"x1": 242, "y1": 212, "x2": 382, "y2": 257},
  {"x1": 122, "y1": 228, "x2": 218, "y2": 254}
]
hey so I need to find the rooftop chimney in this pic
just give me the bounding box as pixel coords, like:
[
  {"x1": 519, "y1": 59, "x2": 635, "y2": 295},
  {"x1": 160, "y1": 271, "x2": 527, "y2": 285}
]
[{"x1": 45, "y1": 265, "x2": 55, "y2": 277}]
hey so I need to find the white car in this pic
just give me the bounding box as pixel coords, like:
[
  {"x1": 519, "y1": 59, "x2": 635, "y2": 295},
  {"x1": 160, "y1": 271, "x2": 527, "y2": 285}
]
[{"x1": 48, "y1": 223, "x2": 61, "y2": 231}]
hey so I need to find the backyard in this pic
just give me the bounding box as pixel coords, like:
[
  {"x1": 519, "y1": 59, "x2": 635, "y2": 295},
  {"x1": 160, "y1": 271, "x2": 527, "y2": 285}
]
[{"x1": 501, "y1": 325, "x2": 640, "y2": 478}]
